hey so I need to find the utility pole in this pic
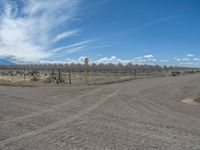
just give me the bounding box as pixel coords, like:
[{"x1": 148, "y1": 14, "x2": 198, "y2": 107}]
[
  {"x1": 57, "y1": 68, "x2": 61, "y2": 84},
  {"x1": 23, "y1": 68, "x2": 26, "y2": 82},
  {"x1": 52, "y1": 68, "x2": 55, "y2": 82},
  {"x1": 69, "y1": 70, "x2": 72, "y2": 84},
  {"x1": 84, "y1": 58, "x2": 89, "y2": 84}
]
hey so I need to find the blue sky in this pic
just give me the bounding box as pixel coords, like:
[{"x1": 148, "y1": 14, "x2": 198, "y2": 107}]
[{"x1": 0, "y1": 0, "x2": 199, "y2": 66}]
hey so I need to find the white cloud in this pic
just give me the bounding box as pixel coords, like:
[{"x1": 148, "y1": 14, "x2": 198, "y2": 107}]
[
  {"x1": 173, "y1": 56, "x2": 200, "y2": 67},
  {"x1": 174, "y1": 57, "x2": 181, "y2": 61},
  {"x1": 144, "y1": 54, "x2": 154, "y2": 58},
  {"x1": 23, "y1": 55, "x2": 199, "y2": 67},
  {"x1": 180, "y1": 62, "x2": 194, "y2": 65},
  {"x1": 193, "y1": 58, "x2": 200, "y2": 61},
  {"x1": 52, "y1": 30, "x2": 79, "y2": 43},
  {"x1": 82, "y1": 55, "x2": 157, "y2": 65},
  {"x1": 0, "y1": 0, "x2": 80, "y2": 61},
  {"x1": 135, "y1": 54, "x2": 157, "y2": 62},
  {"x1": 150, "y1": 58, "x2": 157, "y2": 62},
  {"x1": 93, "y1": 56, "x2": 129, "y2": 64},
  {"x1": 34, "y1": 56, "x2": 131, "y2": 65},
  {"x1": 182, "y1": 58, "x2": 190, "y2": 61},
  {"x1": 160, "y1": 59, "x2": 169, "y2": 62},
  {"x1": 187, "y1": 54, "x2": 195, "y2": 57}
]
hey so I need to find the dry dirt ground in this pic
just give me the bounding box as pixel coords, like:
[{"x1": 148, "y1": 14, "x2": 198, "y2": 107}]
[{"x1": 0, "y1": 74, "x2": 200, "y2": 150}]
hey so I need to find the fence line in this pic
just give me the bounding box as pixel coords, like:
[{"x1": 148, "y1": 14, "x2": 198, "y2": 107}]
[{"x1": 0, "y1": 64, "x2": 199, "y2": 84}]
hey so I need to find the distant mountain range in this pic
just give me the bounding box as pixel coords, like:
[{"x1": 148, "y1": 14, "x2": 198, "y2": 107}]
[{"x1": 0, "y1": 58, "x2": 15, "y2": 64}]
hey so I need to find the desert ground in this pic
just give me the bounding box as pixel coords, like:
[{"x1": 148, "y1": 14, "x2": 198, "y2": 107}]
[{"x1": 0, "y1": 74, "x2": 200, "y2": 150}]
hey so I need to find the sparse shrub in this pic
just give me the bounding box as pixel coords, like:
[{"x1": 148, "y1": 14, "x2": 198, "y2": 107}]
[
  {"x1": 194, "y1": 97, "x2": 200, "y2": 103},
  {"x1": 196, "y1": 70, "x2": 200, "y2": 73},
  {"x1": 31, "y1": 73, "x2": 40, "y2": 81},
  {"x1": 56, "y1": 77, "x2": 65, "y2": 84},
  {"x1": 171, "y1": 71, "x2": 181, "y2": 76},
  {"x1": 44, "y1": 77, "x2": 51, "y2": 83},
  {"x1": 184, "y1": 70, "x2": 195, "y2": 74}
]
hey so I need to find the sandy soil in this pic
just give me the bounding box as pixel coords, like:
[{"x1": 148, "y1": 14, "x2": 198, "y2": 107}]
[{"x1": 0, "y1": 74, "x2": 200, "y2": 150}]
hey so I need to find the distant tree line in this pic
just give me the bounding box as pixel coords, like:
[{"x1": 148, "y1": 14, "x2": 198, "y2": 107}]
[
  {"x1": 0, "y1": 63, "x2": 199, "y2": 84},
  {"x1": 0, "y1": 63, "x2": 198, "y2": 75}
]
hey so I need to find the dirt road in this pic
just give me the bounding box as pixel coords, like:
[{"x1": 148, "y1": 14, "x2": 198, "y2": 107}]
[{"x1": 0, "y1": 74, "x2": 200, "y2": 150}]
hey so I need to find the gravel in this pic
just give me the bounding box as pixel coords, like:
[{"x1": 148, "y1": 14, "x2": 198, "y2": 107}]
[{"x1": 0, "y1": 74, "x2": 200, "y2": 150}]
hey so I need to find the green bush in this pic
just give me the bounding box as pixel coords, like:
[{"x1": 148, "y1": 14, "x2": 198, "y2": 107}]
[
  {"x1": 31, "y1": 74, "x2": 40, "y2": 81},
  {"x1": 171, "y1": 71, "x2": 181, "y2": 76}
]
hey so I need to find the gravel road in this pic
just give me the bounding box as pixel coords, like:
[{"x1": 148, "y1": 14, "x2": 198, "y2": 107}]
[{"x1": 0, "y1": 74, "x2": 200, "y2": 150}]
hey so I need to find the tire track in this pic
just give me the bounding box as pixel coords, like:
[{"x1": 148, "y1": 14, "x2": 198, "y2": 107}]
[
  {"x1": 0, "y1": 87, "x2": 102, "y2": 125},
  {"x1": 138, "y1": 88, "x2": 200, "y2": 124},
  {"x1": 0, "y1": 89, "x2": 120, "y2": 148},
  {"x1": 0, "y1": 95, "x2": 51, "y2": 109}
]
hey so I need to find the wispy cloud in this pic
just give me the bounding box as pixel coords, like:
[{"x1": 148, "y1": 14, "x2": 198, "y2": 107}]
[
  {"x1": 0, "y1": 0, "x2": 80, "y2": 61},
  {"x1": 52, "y1": 30, "x2": 79, "y2": 43},
  {"x1": 50, "y1": 40, "x2": 91, "y2": 53},
  {"x1": 66, "y1": 45, "x2": 88, "y2": 54},
  {"x1": 50, "y1": 40, "x2": 111, "y2": 55},
  {"x1": 89, "y1": 44, "x2": 111, "y2": 50},
  {"x1": 133, "y1": 15, "x2": 181, "y2": 31}
]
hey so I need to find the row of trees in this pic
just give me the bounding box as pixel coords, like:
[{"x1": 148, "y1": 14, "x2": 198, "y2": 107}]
[
  {"x1": 0, "y1": 63, "x2": 197, "y2": 74},
  {"x1": 0, "y1": 63, "x2": 199, "y2": 84}
]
